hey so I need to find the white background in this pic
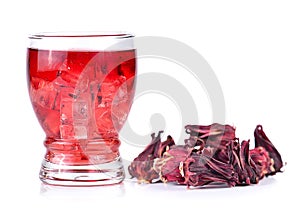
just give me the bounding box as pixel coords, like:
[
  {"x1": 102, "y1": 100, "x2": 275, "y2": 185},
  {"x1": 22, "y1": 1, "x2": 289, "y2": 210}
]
[{"x1": 0, "y1": 0, "x2": 299, "y2": 214}]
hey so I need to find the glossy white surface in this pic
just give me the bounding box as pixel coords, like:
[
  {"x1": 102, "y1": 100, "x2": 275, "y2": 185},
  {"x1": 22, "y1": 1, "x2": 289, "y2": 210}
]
[{"x1": 0, "y1": 0, "x2": 299, "y2": 214}]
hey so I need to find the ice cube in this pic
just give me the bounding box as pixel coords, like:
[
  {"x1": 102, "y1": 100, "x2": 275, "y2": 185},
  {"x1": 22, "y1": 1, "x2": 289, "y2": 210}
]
[
  {"x1": 57, "y1": 58, "x2": 91, "y2": 96},
  {"x1": 37, "y1": 51, "x2": 67, "y2": 72},
  {"x1": 60, "y1": 124, "x2": 87, "y2": 140},
  {"x1": 60, "y1": 124, "x2": 75, "y2": 139},
  {"x1": 100, "y1": 82, "x2": 116, "y2": 106},
  {"x1": 60, "y1": 98, "x2": 89, "y2": 139},
  {"x1": 101, "y1": 81, "x2": 116, "y2": 95},
  {"x1": 95, "y1": 108, "x2": 114, "y2": 132},
  {"x1": 60, "y1": 98, "x2": 73, "y2": 124},
  {"x1": 99, "y1": 76, "x2": 125, "y2": 105},
  {"x1": 31, "y1": 78, "x2": 60, "y2": 110},
  {"x1": 60, "y1": 98, "x2": 74, "y2": 139},
  {"x1": 56, "y1": 58, "x2": 80, "y2": 88},
  {"x1": 113, "y1": 76, "x2": 128, "y2": 104},
  {"x1": 111, "y1": 100, "x2": 130, "y2": 132},
  {"x1": 59, "y1": 70, "x2": 80, "y2": 88},
  {"x1": 41, "y1": 109, "x2": 60, "y2": 138},
  {"x1": 74, "y1": 74, "x2": 89, "y2": 96},
  {"x1": 73, "y1": 100, "x2": 88, "y2": 121},
  {"x1": 74, "y1": 126, "x2": 87, "y2": 139},
  {"x1": 53, "y1": 76, "x2": 70, "y2": 89},
  {"x1": 89, "y1": 81, "x2": 101, "y2": 105}
]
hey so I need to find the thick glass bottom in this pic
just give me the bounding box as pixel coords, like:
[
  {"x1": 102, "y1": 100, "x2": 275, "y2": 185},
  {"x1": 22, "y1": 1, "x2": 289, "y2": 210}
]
[{"x1": 39, "y1": 157, "x2": 125, "y2": 186}]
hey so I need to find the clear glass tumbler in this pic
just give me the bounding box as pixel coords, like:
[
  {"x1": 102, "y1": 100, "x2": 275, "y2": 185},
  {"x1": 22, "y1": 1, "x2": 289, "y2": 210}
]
[{"x1": 27, "y1": 32, "x2": 136, "y2": 186}]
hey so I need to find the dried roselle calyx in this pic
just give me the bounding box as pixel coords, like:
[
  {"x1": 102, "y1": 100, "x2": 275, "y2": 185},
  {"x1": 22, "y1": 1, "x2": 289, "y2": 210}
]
[
  {"x1": 155, "y1": 135, "x2": 175, "y2": 158},
  {"x1": 184, "y1": 135, "x2": 205, "y2": 152},
  {"x1": 254, "y1": 125, "x2": 283, "y2": 175},
  {"x1": 129, "y1": 123, "x2": 284, "y2": 188},
  {"x1": 229, "y1": 139, "x2": 259, "y2": 185},
  {"x1": 183, "y1": 153, "x2": 237, "y2": 187},
  {"x1": 128, "y1": 158, "x2": 158, "y2": 183},
  {"x1": 250, "y1": 146, "x2": 273, "y2": 179},
  {"x1": 128, "y1": 131, "x2": 162, "y2": 183},
  {"x1": 229, "y1": 139, "x2": 246, "y2": 184},
  {"x1": 128, "y1": 132, "x2": 175, "y2": 183},
  {"x1": 185, "y1": 124, "x2": 236, "y2": 150},
  {"x1": 185, "y1": 123, "x2": 236, "y2": 141},
  {"x1": 211, "y1": 140, "x2": 235, "y2": 164},
  {"x1": 155, "y1": 145, "x2": 192, "y2": 183},
  {"x1": 239, "y1": 140, "x2": 259, "y2": 184}
]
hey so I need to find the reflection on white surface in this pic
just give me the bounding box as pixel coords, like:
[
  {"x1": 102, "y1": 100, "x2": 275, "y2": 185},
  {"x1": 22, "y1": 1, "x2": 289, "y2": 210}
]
[
  {"x1": 40, "y1": 182, "x2": 126, "y2": 199},
  {"x1": 39, "y1": 172, "x2": 280, "y2": 199}
]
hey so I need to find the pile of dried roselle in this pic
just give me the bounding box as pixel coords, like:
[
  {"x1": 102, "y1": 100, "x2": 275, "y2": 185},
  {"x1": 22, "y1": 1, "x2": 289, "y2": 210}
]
[{"x1": 128, "y1": 124, "x2": 283, "y2": 187}]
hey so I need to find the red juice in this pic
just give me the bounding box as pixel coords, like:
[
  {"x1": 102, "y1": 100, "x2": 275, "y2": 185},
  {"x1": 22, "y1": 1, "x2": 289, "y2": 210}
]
[{"x1": 27, "y1": 48, "x2": 136, "y2": 165}]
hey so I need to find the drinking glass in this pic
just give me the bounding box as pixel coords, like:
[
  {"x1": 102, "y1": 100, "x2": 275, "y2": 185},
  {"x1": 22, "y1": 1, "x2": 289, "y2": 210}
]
[{"x1": 27, "y1": 32, "x2": 136, "y2": 186}]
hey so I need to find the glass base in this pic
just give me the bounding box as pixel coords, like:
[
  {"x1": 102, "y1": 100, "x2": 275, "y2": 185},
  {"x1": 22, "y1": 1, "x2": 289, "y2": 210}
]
[{"x1": 39, "y1": 157, "x2": 125, "y2": 186}]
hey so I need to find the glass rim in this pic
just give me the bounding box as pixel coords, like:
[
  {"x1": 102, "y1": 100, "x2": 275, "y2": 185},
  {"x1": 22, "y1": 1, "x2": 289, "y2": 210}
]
[
  {"x1": 28, "y1": 31, "x2": 135, "y2": 51},
  {"x1": 28, "y1": 31, "x2": 134, "y2": 39}
]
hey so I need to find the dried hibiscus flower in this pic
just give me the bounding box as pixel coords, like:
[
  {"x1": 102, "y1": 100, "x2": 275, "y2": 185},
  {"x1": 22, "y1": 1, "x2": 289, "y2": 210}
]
[
  {"x1": 155, "y1": 145, "x2": 192, "y2": 184},
  {"x1": 254, "y1": 125, "x2": 283, "y2": 175},
  {"x1": 128, "y1": 131, "x2": 175, "y2": 183},
  {"x1": 128, "y1": 124, "x2": 284, "y2": 188}
]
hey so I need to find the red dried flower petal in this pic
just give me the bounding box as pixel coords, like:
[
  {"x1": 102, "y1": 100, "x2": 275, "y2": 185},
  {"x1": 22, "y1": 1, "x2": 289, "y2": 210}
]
[
  {"x1": 250, "y1": 146, "x2": 273, "y2": 179},
  {"x1": 128, "y1": 132, "x2": 175, "y2": 183},
  {"x1": 155, "y1": 145, "x2": 192, "y2": 183},
  {"x1": 184, "y1": 153, "x2": 237, "y2": 187},
  {"x1": 254, "y1": 125, "x2": 283, "y2": 175},
  {"x1": 129, "y1": 123, "x2": 284, "y2": 188}
]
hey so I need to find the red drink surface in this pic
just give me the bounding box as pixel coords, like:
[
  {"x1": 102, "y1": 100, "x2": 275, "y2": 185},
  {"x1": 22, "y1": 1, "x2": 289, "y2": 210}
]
[{"x1": 27, "y1": 48, "x2": 136, "y2": 164}]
